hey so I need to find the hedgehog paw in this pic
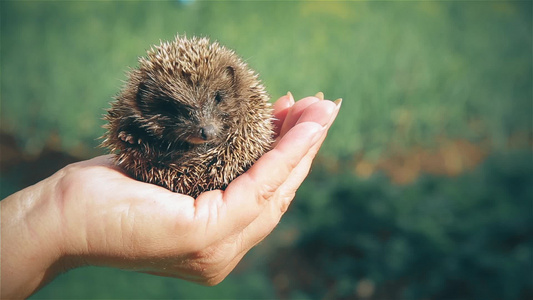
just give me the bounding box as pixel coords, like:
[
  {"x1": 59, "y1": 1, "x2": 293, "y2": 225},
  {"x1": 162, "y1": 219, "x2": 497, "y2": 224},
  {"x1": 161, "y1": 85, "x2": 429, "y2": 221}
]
[{"x1": 118, "y1": 131, "x2": 141, "y2": 144}]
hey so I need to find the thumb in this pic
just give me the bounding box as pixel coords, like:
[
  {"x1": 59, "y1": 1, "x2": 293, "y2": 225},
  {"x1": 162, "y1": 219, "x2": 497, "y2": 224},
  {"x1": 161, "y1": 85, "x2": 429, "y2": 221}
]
[{"x1": 237, "y1": 121, "x2": 325, "y2": 201}]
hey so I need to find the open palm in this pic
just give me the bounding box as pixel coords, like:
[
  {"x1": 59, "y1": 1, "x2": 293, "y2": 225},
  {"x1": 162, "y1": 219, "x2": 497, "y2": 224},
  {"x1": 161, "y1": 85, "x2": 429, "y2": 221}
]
[{"x1": 0, "y1": 94, "x2": 340, "y2": 298}]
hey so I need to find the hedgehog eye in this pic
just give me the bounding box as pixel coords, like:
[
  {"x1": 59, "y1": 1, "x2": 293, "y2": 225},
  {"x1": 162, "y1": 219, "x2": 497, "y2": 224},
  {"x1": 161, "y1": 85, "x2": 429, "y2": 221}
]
[
  {"x1": 214, "y1": 91, "x2": 223, "y2": 104},
  {"x1": 155, "y1": 97, "x2": 190, "y2": 118},
  {"x1": 156, "y1": 99, "x2": 177, "y2": 114}
]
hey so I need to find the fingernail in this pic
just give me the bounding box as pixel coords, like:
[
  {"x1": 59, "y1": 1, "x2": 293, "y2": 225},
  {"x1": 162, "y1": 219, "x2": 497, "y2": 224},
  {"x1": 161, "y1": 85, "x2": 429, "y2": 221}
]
[
  {"x1": 315, "y1": 92, "x2": 324, "y2": 100},
  {"x1": 287, "y1": 91, "x2": 295, "y2": 105},
  {"x1": 334, "y1": 98, "x2": 343, "y2": 108}
]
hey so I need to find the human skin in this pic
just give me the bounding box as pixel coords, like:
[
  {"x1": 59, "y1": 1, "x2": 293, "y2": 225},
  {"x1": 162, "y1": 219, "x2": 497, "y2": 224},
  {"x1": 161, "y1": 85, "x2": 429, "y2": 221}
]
[{"x1": 0, "y1": 94, "x2": 340, "y2": 299}]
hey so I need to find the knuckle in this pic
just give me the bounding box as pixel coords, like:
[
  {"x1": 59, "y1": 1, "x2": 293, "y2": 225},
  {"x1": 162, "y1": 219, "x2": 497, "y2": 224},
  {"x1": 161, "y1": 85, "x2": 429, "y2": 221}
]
[{"x1": 279, "y1": 192, "x2": 296, "y2": 214}]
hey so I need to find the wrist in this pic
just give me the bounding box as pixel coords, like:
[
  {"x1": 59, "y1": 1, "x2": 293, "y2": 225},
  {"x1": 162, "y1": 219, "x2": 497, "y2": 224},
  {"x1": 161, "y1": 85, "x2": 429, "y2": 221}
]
[{"x1": 1, "y1": 168, "x2": 72, "y2": 298}]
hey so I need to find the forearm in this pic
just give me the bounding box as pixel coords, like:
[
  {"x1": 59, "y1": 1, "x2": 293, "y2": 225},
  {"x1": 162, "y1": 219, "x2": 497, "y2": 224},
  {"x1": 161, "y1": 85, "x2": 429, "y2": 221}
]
[{"x1": 1, "y1": 174, "x2": 66, "y2": 299}]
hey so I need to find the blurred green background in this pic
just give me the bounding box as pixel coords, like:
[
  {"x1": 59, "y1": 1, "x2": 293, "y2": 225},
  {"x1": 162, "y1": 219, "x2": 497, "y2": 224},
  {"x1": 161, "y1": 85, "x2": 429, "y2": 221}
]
[{"x1": 1, "y1": 1, "x2": 531, "y2": 299}]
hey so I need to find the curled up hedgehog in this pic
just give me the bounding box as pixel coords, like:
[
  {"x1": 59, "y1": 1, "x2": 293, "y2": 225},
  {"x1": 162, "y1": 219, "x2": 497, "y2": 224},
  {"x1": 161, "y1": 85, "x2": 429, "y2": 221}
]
[{"x1": 101, "y1": 35, "x2": 274, "y2": 198}]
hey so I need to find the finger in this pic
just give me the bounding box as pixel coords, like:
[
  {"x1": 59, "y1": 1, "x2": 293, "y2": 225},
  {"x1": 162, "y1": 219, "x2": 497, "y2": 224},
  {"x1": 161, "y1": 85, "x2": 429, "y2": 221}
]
[
  {"x1": 231, "y1": 137, "x2": 323, "y2": 255},
  {"x1": 237, "y1": 196, "x2": 281, "y2": 251},
  {"x1": 235, "y1": 100, "x2": 341, "y2": 249},
  {"x1": 277, "y1": 96, "x2": 321, "y2": 142},
  {"x1": 296, "y1": 99, "x2": 338, "y2": 128},
  {"x1": 272, "y1": 92, "x2": 294, "y2": 137},
  {"x1": 275, "y1": 99, "x2": 341, "y2": 206},
  {"x1": 246, "y1": 99, "x2": 338, "y2": 202},
  {"x1": 241, "y1": 121, "x2": 324, "y2": 200}
]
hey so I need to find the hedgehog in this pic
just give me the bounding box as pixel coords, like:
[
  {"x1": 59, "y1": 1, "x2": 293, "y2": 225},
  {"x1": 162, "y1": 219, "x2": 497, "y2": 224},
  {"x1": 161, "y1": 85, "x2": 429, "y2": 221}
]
[{"x1": 101, "y1": 35, "x2": 274, "y2": 198}]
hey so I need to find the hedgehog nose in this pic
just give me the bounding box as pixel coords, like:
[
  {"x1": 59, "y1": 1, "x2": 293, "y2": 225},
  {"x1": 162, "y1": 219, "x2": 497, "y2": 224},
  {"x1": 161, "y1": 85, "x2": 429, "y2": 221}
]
[{"x1": 200, "y1": 124, "x2": 216, "y2": 141}]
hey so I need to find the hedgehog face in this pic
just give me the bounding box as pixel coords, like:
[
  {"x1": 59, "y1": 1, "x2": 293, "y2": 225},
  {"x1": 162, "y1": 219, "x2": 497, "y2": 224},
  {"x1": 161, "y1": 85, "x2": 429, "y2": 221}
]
[
  {"x1": 134, "y1": 65, "x2": 241, "y2": 147},
  {"x1": 128, "y1": 38, "x2": 257, "y2": 151}
]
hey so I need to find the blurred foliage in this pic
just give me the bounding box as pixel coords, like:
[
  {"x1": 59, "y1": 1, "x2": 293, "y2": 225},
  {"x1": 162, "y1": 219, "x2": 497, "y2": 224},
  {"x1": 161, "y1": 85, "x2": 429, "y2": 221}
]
[
  {"x1": 1, "y1": 0, "x2": 531, "y2": 299},
  {"x1": 282, "y1": 150, "x2": 532, "y2": 299},
  {"x1": 1, "y1": 1, "x2": 531, "y2": 158}
]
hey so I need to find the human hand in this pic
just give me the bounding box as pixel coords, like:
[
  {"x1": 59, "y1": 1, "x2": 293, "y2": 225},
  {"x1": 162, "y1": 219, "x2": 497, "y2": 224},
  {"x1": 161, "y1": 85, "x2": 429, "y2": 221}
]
[{"x1": 0, "y1": 93, "x2": 340, "y2": 298}]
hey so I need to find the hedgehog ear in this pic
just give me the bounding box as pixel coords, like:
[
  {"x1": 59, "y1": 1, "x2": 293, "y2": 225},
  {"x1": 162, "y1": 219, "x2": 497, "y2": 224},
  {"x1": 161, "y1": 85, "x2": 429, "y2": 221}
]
[{"x1": 222, "y1": 66, "x2": 235, "y2": 84}]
